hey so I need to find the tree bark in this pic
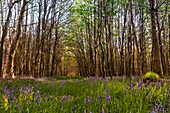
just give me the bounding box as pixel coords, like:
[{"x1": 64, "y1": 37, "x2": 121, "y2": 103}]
[
  {"x1": 0, "y1": 1, "x2": 15, "y2": 78},
  {"x1": 149, "y1": 0, "x2": 164, "y2": 77},
  {"x1": 8, "y1": 0, "x2": 28, "y2": 78}
]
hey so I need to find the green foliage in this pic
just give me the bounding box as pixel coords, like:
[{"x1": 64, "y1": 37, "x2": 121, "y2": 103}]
[
  {"x1": 0, "y1": 77, "x2": 169, "y2": 112},
  {"x1": 142, "y1": 72, "x2": 159, "y2": 79}
]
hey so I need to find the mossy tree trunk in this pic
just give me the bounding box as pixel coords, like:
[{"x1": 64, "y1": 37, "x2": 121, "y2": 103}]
[{"x1": 8, "y1": 0, "x2": 28, "y2": 78}]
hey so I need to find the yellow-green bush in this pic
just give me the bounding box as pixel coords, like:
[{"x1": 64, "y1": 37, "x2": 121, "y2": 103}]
[{"x1": 142, "y1": 72, "x2": 159, "y2": 80}]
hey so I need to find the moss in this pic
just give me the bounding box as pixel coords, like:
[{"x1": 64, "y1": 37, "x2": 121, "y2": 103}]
[{"x1": 142, "y1": 72, "x2": 159, "y2": 82}]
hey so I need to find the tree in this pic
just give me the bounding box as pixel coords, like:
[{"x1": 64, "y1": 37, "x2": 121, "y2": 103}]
[
  {"x1": 8, "y1": 0, "x2": 28, "y2": 78},
  {"x1": 0, "y1": 0, "x2": 19, "y2": 78},
  {"x1": 149, "y1": 0, "x2": 164, "y2": 77}
]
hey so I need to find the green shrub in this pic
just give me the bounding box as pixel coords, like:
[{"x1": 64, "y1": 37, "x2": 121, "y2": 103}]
[{"x1": 142, "y1": 71, "x2": 159, "y2": 80}]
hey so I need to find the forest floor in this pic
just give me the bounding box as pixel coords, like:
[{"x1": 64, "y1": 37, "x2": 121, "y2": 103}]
[
  {"x1": 18, "y1": 75, "x2": 170, "y2": 84},
  {"x1": 0, "y1": 76, "x2": 170, "y2": 112}
]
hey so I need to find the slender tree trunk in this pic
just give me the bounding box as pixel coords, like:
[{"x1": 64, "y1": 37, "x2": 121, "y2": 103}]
[
  {"x1": 129, "y1": 0, "x2": 142, "y2": 75},
  {"x1": 51, "y1": 25, "x2": 59, "y2": 77},
  {"x1": 168, "y1": 14, "x2": 170, "y2": 75},
  {"x1": 120, "y1": 6, "x2": 127, "y2": 76}
]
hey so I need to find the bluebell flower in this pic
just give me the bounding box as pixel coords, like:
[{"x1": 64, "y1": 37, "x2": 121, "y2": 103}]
[
  {"x1": 95, "y1": 94, "x2": 99, "y2": 98},
  {"x1": 145, "y1": 83, "x2": 148, "y2": 87},
  {"x1": 158, "y1": 106, "x2": 165, "y2": 112},
  {"x1": 84, "y1": 110, "x2": 86, "y2": 113},
  {"x1": 84, "y1": 99, "x2": 86, "y2": 104},
  {"x1": 105, "y1": 77, "x2": 109, "y2": 82},
  {"x1": 167, "y1": 88, "x2": 170, "y2": 93},
  {"x1": 161, "y1": 81, "x2": 164, "y2": 87},
  {"x1": 88, "y1": 97, "x2": 91, "y2": 104},
  {"x1": 35, "y1": 90, "x2": 40, "y2": 98},
  {"x1": 163, "y1": 109, "x2": 166, "y2": 113},
  {"x1": 73, "y1": 106, "x2": 76, "y2": 111},
  {"x1": 156, "y1": 82, "x2": 159, "y2": 89},
  {"x1": 101, "y1": 108, "x2": 104, "y2": 113},
  {"x1": 62, "y1": 97, "x2": 66, "y2": 103},
  {"x1": 17, "y1": 104, "x2": 21, "y2": 110},
  {"x1": 4, "y1": 88, "x2": 10, "y2": 98},
  {"x1": 104, "y1": 88, "x2": 109, "y2": 93},
  {"x1": 27, "y1": 100, "x2": 30, "y2": 105},
  {"x1": 138, "y1": 81, "x2": 143, "y2": 87},
  {"x1": 151, "y1": 110, "x2": 156, "y2": 113},
  {"x1": 36, "y1": 99, "x2": 40, "y2": 106},
  {"x1": 131, "y1": 83, "x2": 136, "y2": 88},
  {"x1": 101, "y1": 94, "x2": 104, "y2": 98},
  {"x1": 148, "y1": 93, "x2": 151, "y2": 97},
  {"x1": 158, "y1": 106, "x2": 161, "y2": 112},
  {"x1": 106, "y1": 95, "x2": 111, "y2": 103}
]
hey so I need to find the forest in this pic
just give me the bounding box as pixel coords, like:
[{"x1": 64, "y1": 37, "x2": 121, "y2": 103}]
[
  {"x1": 0, "y1": 0, "x2": 170, "y2": 112},
  {"x1": 0, "y1": 0, "x2": 169, "y2": 78}
]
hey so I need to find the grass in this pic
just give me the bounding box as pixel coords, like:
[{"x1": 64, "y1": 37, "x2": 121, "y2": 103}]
[
  {"x1": 47, "y1": 76, "x2": 83, "y2": 81},
  {"x1": 0, "y1": 76, "x2": 169, "y2": 113}
]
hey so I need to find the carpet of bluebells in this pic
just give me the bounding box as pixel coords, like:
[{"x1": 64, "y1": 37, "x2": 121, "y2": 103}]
[{"x1": 0, "y1": 76, "x2": 170, "y2": 113}]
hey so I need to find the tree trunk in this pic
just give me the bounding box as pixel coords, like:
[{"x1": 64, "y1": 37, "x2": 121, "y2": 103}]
[
  {"x1": 129, "y1": 0, "x2": 142, "y2": 75},
  {"x1": 0, "y1": 1, "x2": 15, "y2": 78},
  {"x1": 149, "y1": 0, "x2": 164, "y2": 77},
  {"x1": 8, "y1": 0, "x2": 28, "y2": 78}
]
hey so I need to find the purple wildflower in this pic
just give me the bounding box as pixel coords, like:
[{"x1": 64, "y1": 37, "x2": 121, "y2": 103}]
[
  {"x1": 105, "y1": 77, "x2": 109, "y2": 82},
  {"x1": 138, "y1": 81, "x2": 143, "y2": 87},
  {"x1": 4, "y1": 88, "x2": 10, "y2": 98},
  {"x1": 95, "y1": 94, "x2": 99, "y2": 98},
  {"x1": 35, "y1": 90, "x2": 40, "y2": 98},
  {"x1": 156, "y1": 82, "x2": 159, "y2": 89},
  {"x1": 148, "y1": 93, "x2": 151, "y2": 97},
  {"x1": 151, "y1": 110, "x2": 156, "y2": 113},
  {"x1": 26, "y1": 87, "x2": 33, "y2": 93},
  {"x1": 104, "y1": 88, "x2": 109, "y2": 93},
  {"x1": 131, "y1": 83, "x2": 136, "y2": 88},
  {"x1": 84, "y1": 110, "x2": 86, "y2": 113},
  {"x1": 73, "y1": 106, "x2": 76, "y2": 111},
  {"x1": 164, "y1": 110, "x2": 167, "y2": 113},
  {"x1": 62, "y1": 97, "x2": 66, "y2": 103},
  {"x1": 101, "y1": 108, "x2": 104, "y2": 113},
  {"x1": 161, "y1": 81, "x2": 164, "y2": 87},
  {"x1": 11, "y1": 93, "x2": 15, "y2": 99},
  {"x1": 106, "y1": 95, "x2": 111, "y2": 103},
  {"x1": 101, "y1": 94, "x2": 104, "y2": 98},
  {"x1": 158, "y1": 106, "x2": 161, "y2": 112},
  {"x1": 158, "y1": 106, "x2": 165, "y2": 112},
  {"x1": 27, "y1": 100, "x2": 30, "y2": 105},
  {"x1": 168, "y1": 88, "x2": 170, "y2": 93},
  {"x1": 36, "y1": 99, "x2": 40, "y2": 106},
  {"x1": 84, "y1": 99, "x2": 86, "y2": 104},
  {"x1": 88, "y1": 97, "x2": 91, "y2": 104},
  {"x1": 145, "y1": 83, "x2": 148, "y2": 87},
  {"x1": 17, "y1": 104, "x2": 21, "y2": 110}
]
